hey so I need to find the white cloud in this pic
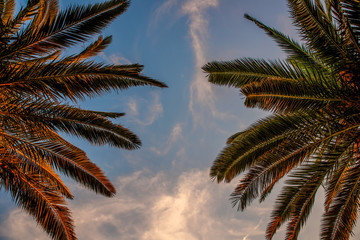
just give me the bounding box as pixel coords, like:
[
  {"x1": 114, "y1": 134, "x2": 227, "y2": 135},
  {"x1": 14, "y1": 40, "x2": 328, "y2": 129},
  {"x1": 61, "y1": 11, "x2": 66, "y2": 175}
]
[
  {"x1": 100, "y1": 52, "x2": 132, "y2": 65},
  {"x1": 127, "y1": 99, "x2": 138, "y2": 115},
  {"x1": 149, "y1": 0, "x2": 242, "y2": 129},
  {"x1": 150, "y1": 123, "x2": 183, "y2": 156},
  {"x1": 182, "y1": 0, "x2": 218, "y2": 126},
  {"x1": 169, "y1": 123, "x2": 182, "y2": 143},
  {"x1": 0, "y1": 169, "x2": 276, "y2": 240},
  {"x1": 149, "y1": 0, "x2": 179, "y2": 31},
  {"x1": 0, "y1": 208, "x2": 48, "y2": 240},
  {"x1": 127, "y1": 92, "x2": 163, "y2": 126},
  {"x1": 181, "y1": 0, "x2": 241, "y2": 128}
]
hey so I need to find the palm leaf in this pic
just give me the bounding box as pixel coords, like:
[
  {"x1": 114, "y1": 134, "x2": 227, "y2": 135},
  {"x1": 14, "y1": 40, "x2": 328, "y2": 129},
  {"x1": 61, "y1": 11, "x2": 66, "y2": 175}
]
[
  {"x1": 321, "y1": 159, "x2": 360, "y2": 240},
  {"x1": 0, "y1": 0, "x2": 39, "y2": 42},
  {"x1": 0, "y1": 1, "x2": 166, "y2": 239},
  {"x1": 0, "y1": 129, "x2": 116, "y2": 196},
  {"x1": 1, "y1": 0, "x2": 129, "y2": 59},
  {"x1": 288, "y1": 0, "x2": 349, "y2": 66},
  {"x1": 1, "y1": 94, "x2": 141, "y2": 148},
  {"x1": 66, "y1": 35, "x2": 112, "y2": 61},
  {"x1": 203, "y1": 58, "x2": 302, "y2": 88},
  {"x1": 205, "y1": 0, "x2": 360, "y2": 239},
  {"x1": 266, "y1": 161, "x2": 328, "y2": 240},
  {"x1": 0, "y1": 61, "x2": 167, "y2": 100},
  {"x1": 244, "y1": 14, "x2": 328, "y2": 70},
  {"x1": 337, "y1": 0, "x2": 360, "y2": 40},
  {"x1": 1, "y1": 0, "x2": 15, "y2": 24},
  {"x1": 0, "y1": 161, "x2": 76, "y2": 240}
]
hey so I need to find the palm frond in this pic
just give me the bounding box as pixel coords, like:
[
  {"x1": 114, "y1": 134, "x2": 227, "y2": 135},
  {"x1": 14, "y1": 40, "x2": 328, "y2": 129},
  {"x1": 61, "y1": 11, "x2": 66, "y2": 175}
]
[
  {"x1": 1, "y1": 0, "x2": 15, "y2": 24},
  {"x1": 266, "y1": 161, "x2": 328, "y2": 240},
  {"x1": 329, "y1": 0, "x2": 360, "y2": 56},
  {"x1": 1, "y1": 95, "x2": 141, "y2": 148},
  {"x1": 66, "y1": 35, "x2": 112, "y2": 62},
  {"x1": 0, "y1": 1, "x2": 166, "y2": 239},
  {"x1": 1, "y1": 129, "x2": 117, "y2": 196},
  {"x1": 0, "y1": 160, "x2": 76, "y2": 240},
  {"x1": 241, "y1": 76, "x2": 342, "y2": 113},
  {"x1": 336, "y1": 0, "x2": 360, "y2": 40},
  {"x1": 205, "y1": 0, "x2": 360, "y2": 239},
  {"x1": 244, "y1": 14, "x2": 328, "y2": 70},
  {"x1": 0, "y1": 0, "x2": 39, "y2": 41},
  {"x1": 203, "y1": 58, "x2": 302, "y2": 88},
  {"x1": 321, "y1": 159, "x2": 360, "y2": 240},
  {"x1": 0, "y1": 61, "x2": 167, "y2": 100},
  {"x1": 211, "y1": 111, "x2": 324, "y2": 182},
  {"x1": 1, "y1": 0, "x2": 130, "y2": 59},
  {"x1": 288, "y1": 0, "x2": 349, "y2": 66},
  {"x1": 30, "y1": 0, "x2": 59, "y2": 30},
  {"x1": 0, "y1": 147, "x2": 74, "y2": 199}
]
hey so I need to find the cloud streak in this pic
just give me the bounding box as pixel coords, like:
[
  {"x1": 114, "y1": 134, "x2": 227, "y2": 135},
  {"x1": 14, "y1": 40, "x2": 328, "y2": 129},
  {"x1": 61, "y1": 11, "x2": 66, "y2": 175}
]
[
  {"x1": 127, "y1": 92, "x2": 163, "y2": 126},
  {"x1": 182, "y1": 0, "x2": 218, "y2": 126},
  {"x1": 181, "y1": 0, "x2": 241, "y2": 128},
  {"x1": 100, "y1": 52, "x2": 132, "y2": 65},
  {"x1": 149, "y1": 0, "x2": 242, "y2": 130},
  {"x1": 150, "y1": 123, "x2": 183, "y2": 156},
  {"x1": 149, "y1": 0, "x2": 179, "y2": 32}
]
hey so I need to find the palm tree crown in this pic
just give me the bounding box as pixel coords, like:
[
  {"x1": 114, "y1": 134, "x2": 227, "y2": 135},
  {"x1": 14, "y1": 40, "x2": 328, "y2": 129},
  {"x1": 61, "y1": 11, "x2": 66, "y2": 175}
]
[
  {"x1": 203, "y1": 0, "x2": 360, "y2": 239},
  {"x1": 0, "y1": 0, "x2": 166, "y2": 240}
]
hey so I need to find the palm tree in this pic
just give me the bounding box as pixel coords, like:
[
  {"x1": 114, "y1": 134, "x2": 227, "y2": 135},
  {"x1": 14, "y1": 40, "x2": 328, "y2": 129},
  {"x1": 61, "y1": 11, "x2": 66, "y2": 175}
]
[
  {"x1": 203, "y1": 0, "x2": 360, "y2": 239},
  {"x1": 0, "y1": 0, "x2": 166, "y2": 239}
]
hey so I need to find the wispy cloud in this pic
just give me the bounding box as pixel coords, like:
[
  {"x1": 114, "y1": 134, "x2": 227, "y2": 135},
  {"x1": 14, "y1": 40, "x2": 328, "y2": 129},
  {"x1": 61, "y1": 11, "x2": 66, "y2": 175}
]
[
  {"x1": 127, "y1": 92, "x2": 163, "y2": 126},
  {"x1": 149, "y1": 0, "x2": 241, "y2": 129},
  {"x1": 182, "y1": 0, "x2": 218, "y2": 126},
  {"x1": 149, "y1": 0, "x2": 179, "y2": 32},
  {"x1": 181, "y1": 0, "x2": 242, "y2": 129},
  {"x1": 169, "y1": 123, "x2": 183, "y2": 143},
  {"x1": 127, "y1": 99, "x2": 138, "y2": 115},
  {"x1": 0, "y1": 208, "x2": 48, "y2": 240},
  {"x1": 150, "y1": 123, "x2": 183, "y2": 156},
  {"x1": 100, "y1": 52, "x2": 132, "y2": 65},
  {"x1": 0, "y1": 169, "x2": 274, "y2": 240}
]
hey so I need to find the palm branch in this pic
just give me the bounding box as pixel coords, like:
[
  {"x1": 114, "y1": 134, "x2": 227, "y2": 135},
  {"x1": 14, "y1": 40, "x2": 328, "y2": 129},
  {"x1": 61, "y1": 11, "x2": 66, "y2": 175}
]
[
  {"x1": 0, "y1": 0, "x2": 167, "y2": 239},
  {"x1": 203, "y1": 0, "x2": 360, "y2": 239}
]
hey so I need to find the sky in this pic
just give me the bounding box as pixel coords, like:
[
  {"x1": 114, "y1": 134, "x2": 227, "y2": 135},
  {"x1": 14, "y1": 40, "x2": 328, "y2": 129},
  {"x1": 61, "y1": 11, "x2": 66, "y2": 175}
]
[{"x1": 0, "y1": 0, "x2": 351, "y2": 239}]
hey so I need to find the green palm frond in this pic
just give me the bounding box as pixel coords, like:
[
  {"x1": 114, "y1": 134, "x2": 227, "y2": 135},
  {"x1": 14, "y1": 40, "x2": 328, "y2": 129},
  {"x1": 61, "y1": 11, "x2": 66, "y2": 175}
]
[
  {"x1": 288, "y1": 0, "x2": 349, "y2": 66},
  {"x1": 203, "y1": 58, "x2": 302, "y2": 88},
  {"x1": 211, "y1": 111, "x2": 324, "y2": 182},
  {"x1": 204, "y1": 0, "x2": 360, "y2": 239},
  {"x1": 244, "y1": 14, "x2": 328, "y2": 70},
  {"x1": 321, "y1": 160, "x2": 360, "y2": 240},
  {"x1": 241, "y1": 76, "x2": 342, "y2": 113}
]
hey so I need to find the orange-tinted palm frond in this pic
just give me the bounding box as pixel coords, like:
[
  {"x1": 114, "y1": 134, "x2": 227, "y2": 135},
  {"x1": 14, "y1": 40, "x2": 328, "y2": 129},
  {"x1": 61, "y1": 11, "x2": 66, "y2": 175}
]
[{"x1": 0, "y1": 159, "x2": 76, "y2": 240}]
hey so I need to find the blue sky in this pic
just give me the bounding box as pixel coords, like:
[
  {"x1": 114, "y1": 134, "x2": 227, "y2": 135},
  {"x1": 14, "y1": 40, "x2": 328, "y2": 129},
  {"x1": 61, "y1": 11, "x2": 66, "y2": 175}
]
[{"x1": 0, "y1": 0, "x2": 346, "y2": 239}]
